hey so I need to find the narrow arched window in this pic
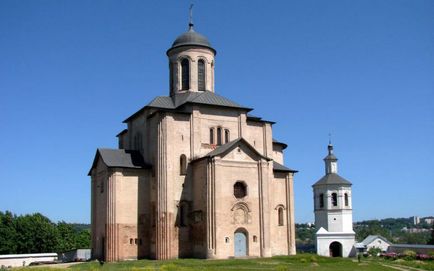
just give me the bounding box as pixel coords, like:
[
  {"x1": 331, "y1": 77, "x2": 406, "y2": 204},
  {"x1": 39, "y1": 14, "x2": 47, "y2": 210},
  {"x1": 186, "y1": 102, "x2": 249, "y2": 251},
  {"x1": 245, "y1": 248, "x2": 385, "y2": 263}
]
[
  {"x1": 217, "y1": 127, "x2": 222, "y2": 145},
  {"x1": 180, "y1": 203, "x2": 188, "y2": 227},
  {"x1": 344, "y1": 193, "x2": 349, "y2": 206},
  {"x1": 332, "y1": 193, "x2": 338, "y2": 207},
  {"x1": 319, "y1": 193, "x2": 324, "y2": 208},
  {"x1": 224, "y1": 129, "x2": 230, "y2": 143},
  {"x1": 180, "y1": 154, "x2": 187, "y2": 175},
  {"x1": 278, "y1": 207, "x2": 284, "y2": 226},
  {"x1": 198, "y1": 59, "x2": 205, "y2": 91},
  {"x1": 210, "y1": 128, "x2": 215, "y2": 144},
  {"x1": 169, "y1": 62, "x2": 174, "y2": 92},
  {"x1": 181, "y1": 58, "x2": 190, "y2": 90}
]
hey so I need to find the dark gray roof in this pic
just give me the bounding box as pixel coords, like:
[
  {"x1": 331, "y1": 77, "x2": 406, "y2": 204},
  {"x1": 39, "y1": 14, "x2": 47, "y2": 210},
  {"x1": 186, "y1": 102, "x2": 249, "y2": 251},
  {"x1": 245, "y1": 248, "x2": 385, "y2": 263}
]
[
  {"x1": 194, "y1": 138, "x2": 271, "y2": 162},
  {"x1": 273, "y1": 161, "x2": 297, "y2": 173},
  {"x1": 391, "y1": 244, "x2": 434, "y2": 249},
  {"x1": 272, "y1": 138, "x2": 288, "y2": 150},
  {"x1": 116, "y1": 129, "x2": 128, "y2": 137},
  {"x1": 167, "y1": 26, "x2": 216, "y2": 55},
  {"x1": 324, "y1": 153, "x2": 337, "y2": 160},
  {"x1": 246, "y1": 114, "x2": 276, "y2": 124},
  {"x1": 313, "y1": 173, "x2": 352, "y2": 186},
  {"x1": 124, "y1": 91, "x2": 251, "y2": 122},
  {"x1": 88, "y1": 149, "x2": 150, "y2": 175}
]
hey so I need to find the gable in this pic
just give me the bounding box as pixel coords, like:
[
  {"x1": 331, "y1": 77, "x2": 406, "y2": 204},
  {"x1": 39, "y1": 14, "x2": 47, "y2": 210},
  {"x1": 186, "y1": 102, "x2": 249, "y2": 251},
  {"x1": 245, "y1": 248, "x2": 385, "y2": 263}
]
[
  {"x1": 197, "y1": 138, "x2": 271, "y2": 162},
  {"x1": 221, "y1": 142, "x2": 264, "y2": 162}
]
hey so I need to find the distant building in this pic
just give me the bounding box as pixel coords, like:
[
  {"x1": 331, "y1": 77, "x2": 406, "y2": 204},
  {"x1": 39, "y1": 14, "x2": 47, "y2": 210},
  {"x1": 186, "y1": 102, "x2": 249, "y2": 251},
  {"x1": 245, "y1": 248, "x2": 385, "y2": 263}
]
[
  {"x1": 422, "y1": 217, "x2": 434, "y2": 225},
  {"x1": 411, "y1": 216, "x2": 420, "y2": 225},
  {"x1": 313, "y1": 143, "x2": 356, "y2": 257},
  {"x1": 59, "y1": 249, "x2": 91, "y2": 262},
  {"x1": 355, "y1": 235, "x2": 392, "y2": 253}
]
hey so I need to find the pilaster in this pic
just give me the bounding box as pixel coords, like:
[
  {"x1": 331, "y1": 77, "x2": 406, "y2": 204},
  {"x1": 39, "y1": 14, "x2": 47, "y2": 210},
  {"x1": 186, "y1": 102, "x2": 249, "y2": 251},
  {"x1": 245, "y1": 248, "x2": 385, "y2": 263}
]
[{"x1": 156, "y1": 114, "x2": 171, "y2": 259}]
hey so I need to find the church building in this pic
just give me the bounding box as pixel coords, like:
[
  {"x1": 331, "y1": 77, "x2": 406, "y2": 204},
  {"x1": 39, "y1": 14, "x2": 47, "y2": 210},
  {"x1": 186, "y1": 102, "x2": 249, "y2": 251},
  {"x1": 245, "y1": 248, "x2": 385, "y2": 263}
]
[
  {"x1": 313, "y1": 143, "x2": 356, "y2": 257},
  {"x1": 89, "y1": 20, "x2": 297, "y2": 261}
]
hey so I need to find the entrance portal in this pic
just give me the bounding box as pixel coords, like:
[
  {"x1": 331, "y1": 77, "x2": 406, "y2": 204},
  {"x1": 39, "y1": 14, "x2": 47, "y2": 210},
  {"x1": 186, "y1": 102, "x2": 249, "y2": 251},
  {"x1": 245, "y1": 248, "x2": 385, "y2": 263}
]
[
  {"x1": 234, "y1": 229, "x2": 248, "y2": 257},
  {"x1": 329, "y1": 241, "x2": 342, "y2": 257}
]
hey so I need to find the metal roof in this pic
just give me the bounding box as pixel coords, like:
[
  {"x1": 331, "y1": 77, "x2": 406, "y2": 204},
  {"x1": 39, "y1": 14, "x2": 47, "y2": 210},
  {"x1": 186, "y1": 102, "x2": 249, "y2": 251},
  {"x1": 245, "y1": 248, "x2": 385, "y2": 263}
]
[
  {"x1": 167, "y1": 26, "x2": 216, "y2": 55},
  {"x1": 313, "y1": 173, "x2": 352, "y2": 186},
  {"x1": 88, "y1": 149, "x2": 150, "y2": 175},
  {"x1": 273, "y1": 161, "x2": 298, "y2": 173},
  {"x1": 391, "y1": 244, "x2": 434, "y2": 249},
  {"x1": 124, "y1": 91, "x2": 251, "y2": 122},
  {"x1": 272, "y1": 138, "x2": 288, "y2": 150},
  {"x1": 361, "y1": 235, "x2": 392, "y2": 246}
]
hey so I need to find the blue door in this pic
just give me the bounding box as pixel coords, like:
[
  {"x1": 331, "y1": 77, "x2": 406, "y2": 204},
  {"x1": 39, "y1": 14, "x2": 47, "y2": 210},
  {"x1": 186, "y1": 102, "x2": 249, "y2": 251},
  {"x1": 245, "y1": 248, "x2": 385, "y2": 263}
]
[{"x1": 234, "y1": 231, "x2": 247, "y2": 257}]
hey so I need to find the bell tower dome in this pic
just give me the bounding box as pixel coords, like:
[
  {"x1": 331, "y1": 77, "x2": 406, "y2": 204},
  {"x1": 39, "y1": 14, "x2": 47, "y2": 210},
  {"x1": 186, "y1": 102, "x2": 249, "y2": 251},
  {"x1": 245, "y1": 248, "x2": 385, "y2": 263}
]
[{"x1": 166, "y1": 8, "x2": 216, "y2": 95}]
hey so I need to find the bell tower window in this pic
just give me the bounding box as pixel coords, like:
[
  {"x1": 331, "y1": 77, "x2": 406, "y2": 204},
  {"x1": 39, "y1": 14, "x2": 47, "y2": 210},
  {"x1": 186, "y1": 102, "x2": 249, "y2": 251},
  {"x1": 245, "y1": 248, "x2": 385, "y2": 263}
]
[
  {"x1": 331, "y1": 193, "x2": 338, "y2": 207},
  {"x1": 181, "y1": 58, "x2": 190, "y2": 90},
  {"x1": 198, "y1": 59, "x2": 205, "y2": 91}
]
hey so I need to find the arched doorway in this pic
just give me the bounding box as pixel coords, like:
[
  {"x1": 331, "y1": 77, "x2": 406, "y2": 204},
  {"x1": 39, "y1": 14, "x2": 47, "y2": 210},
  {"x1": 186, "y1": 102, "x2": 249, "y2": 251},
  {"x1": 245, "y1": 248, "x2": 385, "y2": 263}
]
[
  {"x1": 329, "y1": 241, "x2": 342, "y2": 257},
  {"x1": 234, "y1": 229, "x2": 248, "y2": 257}
]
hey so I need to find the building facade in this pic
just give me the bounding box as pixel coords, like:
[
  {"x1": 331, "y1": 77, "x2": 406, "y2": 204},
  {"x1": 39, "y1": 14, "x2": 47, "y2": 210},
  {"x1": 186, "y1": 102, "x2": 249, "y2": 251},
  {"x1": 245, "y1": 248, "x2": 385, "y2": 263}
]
[
  {"x1": 89, "y1": 21, "x2": 297, "y2": 261},
  {"x1": 313, "y1": 143, "x2": 356, "y2": 257}
]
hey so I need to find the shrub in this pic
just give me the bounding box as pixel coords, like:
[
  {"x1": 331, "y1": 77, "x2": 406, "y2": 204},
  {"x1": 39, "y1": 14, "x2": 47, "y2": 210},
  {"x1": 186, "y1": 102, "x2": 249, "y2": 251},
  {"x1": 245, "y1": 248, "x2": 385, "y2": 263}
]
[
  {"x1": 416, "y1": 254, "x2": 431, "y2": 261},
  {"x1": 401, "y1": 250, "x2": 417, "y2": 261},
  {"x1": 310, "y1": 255, "x2": 318, "y2": 263},
  {"x1": 368, "y1": 247, "x2": 382, "y2": 257},
  {"x1": 383, "y1": 252, "x2": 397, "y2": 260}
]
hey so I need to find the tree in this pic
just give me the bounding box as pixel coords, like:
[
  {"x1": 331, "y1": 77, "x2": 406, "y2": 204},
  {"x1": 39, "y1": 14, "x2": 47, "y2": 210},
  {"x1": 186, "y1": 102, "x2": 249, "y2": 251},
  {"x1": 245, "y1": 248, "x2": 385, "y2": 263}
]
[
  {"x1": 0, "y1": 211, "x2": 17, "y2": 254},
  {"x1": 15, "y1": 213, "x2": 59, "y2": 253},
  {"x1": 56, "y1": 222, "x2": 77, "y2": 252},
  {"x1": 428, "y1": 225, "x2": 434, "y2": 245}
]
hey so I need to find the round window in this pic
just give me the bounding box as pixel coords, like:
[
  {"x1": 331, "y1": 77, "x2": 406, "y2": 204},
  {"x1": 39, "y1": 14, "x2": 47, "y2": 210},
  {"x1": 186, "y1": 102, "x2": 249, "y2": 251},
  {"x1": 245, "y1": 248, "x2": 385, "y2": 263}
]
[{"x1": 233, "y1": 182, "x2": 247, "y2": 199}]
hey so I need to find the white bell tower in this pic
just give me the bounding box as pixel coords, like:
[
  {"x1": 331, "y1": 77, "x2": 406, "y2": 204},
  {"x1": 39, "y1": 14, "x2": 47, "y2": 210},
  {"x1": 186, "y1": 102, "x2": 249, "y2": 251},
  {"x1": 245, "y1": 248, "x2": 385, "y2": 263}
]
[{"x1": 312, "y1": 142, "x2": 356, "y2": 257}]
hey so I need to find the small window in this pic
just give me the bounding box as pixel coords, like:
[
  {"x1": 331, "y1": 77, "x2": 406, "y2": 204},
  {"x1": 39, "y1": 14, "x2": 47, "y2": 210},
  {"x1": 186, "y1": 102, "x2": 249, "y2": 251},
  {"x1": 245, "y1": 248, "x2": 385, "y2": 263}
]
[
  {"x1": 210, "y1": 128, "x2": 215, "y2": 144},
  {"x1": 319, "y1": 193, "x2": 324, "y2": 208},
  {"x1": 181, "y1": 58, "x2": 190, "y2": 90},
  {"x1": 224, "y1": 129, "x2": 230, "y2": 143},
  {"x1": 169, "y1": 62, "x2": 174, "y2": 92},
  {"x1": 217, "y1": 127, "x2": 222, "y2": 145},
  {"x1": 198, "y1": 59, "x2": 205, "y2": 91},
  {"x1": 180, "y1": 203, "x2": 188, "y2": 227},
  {"x1": 344, "y1": 193, "x2": 349, "y2": 206},
  {"x1": 134, "y1": 238, "x2": 138, "y2": 245},
  {"x1": 225, "y1": 237, "x2": 230, "y2": 243},
  {"x1": 130, "y1": 238, "x2": 133, "y2": 245},
  {"x1": 278, "y1": 207, "x2": 284, "y2": 226},
  {"x1": 180, "y1": 154, "x2": 187, "y2": 175},
  {"x1": 233, "y1": 182, "x2": 247, "y2": 199},
  {"x1": 332, "y1": 193, "x2": 338, "y2": 207},
  {"x1": 253, "y1": 235, "x2": 258, "y2": 242}
]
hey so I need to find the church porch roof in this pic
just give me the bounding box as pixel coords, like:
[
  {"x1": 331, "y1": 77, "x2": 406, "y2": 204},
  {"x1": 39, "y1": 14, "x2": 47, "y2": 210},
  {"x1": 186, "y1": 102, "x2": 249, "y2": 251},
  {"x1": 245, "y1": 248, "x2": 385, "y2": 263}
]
[{"x1": 88, "y1": 148, "x2": 151, "y2": 175}]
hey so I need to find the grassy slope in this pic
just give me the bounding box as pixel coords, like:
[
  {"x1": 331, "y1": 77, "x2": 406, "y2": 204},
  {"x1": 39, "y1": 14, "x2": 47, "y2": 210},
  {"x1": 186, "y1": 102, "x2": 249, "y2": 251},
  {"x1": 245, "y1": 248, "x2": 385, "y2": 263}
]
[{"x1": 17, "y1": 255, "x2": 397, "y2": 271}]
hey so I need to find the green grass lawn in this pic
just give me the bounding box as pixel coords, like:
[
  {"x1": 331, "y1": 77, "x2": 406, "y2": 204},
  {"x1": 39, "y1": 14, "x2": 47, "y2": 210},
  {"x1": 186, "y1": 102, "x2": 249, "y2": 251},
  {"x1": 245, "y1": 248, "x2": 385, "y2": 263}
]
[{"x1": 13, "y1": 254, "x2": 411, "y2": 271}]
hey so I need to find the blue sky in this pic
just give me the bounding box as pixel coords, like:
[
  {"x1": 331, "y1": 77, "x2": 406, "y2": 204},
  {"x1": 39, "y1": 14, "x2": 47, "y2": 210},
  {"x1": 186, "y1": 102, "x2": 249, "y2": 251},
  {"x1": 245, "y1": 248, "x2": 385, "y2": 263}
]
[{"x1": 1, "y1": 0, "x2": 433, "y2": 224}]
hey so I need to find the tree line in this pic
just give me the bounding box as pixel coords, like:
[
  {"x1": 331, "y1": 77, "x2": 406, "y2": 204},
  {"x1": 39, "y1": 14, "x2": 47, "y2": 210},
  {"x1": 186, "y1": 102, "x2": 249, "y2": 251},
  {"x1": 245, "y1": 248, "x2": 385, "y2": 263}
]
[{"x1": 0, "y1": 211, "x2": 90, "y2": 254}]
